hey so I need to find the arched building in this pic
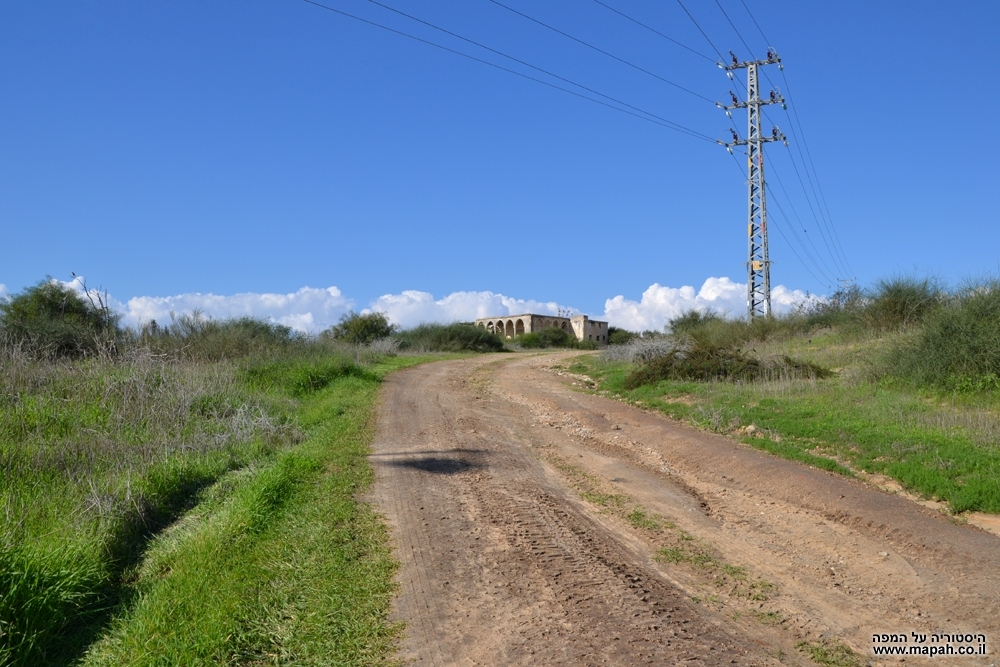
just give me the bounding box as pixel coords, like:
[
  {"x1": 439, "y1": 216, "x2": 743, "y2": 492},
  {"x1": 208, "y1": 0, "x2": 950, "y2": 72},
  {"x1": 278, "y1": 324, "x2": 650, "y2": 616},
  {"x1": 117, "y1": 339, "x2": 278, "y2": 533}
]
[{"x1": 473, "y1": 313, "x2": 609, "y2": 345}]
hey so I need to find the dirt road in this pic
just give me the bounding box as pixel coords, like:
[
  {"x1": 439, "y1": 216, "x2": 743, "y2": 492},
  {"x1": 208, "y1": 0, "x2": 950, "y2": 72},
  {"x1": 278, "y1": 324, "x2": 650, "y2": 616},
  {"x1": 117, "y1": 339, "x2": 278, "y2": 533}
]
[{"x1": 368, "y1": 353, "x2": 1000, "y2": 666}]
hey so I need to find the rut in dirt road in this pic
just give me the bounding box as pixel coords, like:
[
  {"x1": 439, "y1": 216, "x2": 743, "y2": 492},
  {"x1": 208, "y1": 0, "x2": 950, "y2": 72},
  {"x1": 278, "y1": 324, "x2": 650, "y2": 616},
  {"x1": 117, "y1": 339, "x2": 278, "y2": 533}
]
[{"x1": 368, "y1": 353, "x2": 1000, "y2": 667}]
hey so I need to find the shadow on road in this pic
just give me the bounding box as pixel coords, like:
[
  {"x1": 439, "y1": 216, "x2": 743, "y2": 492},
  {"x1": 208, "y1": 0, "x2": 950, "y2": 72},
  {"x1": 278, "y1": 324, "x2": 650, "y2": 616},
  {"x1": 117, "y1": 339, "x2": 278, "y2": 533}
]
[{"x1": 375, "y1": 449, "x2": 486, "y2": 475}]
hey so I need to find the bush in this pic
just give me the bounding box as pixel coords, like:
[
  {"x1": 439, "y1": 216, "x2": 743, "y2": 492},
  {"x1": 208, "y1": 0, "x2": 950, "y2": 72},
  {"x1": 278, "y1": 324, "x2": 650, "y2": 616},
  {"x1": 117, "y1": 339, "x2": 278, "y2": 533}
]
[
  {"x1": 802, "y1": 284, "x2": 864, "y2": 329},
  {"x1": 668, "y1": 310, "x2": 724, "y2": 337},
  {"x1": 607, "y1": 327, "x2": 637, "y2": 345},
  {"x1": 0, "y1": 279, "x2": 121, "y2": 358},
  {"x1": 861, "y1": 276, "x2": 943, "y2": 332},
  {"x1": 517, "y1": 332, "x2": 544, "y2": 349},
  {"x1": 601, "y1": 336, "x2": 680, "y2": 363},
  {"x1": 623, "y1": 341, "x2": 830, "y2": 389},
  {"x1": 142, "y1": 313, "x2": 300, "y2": 361},
  {"x1": 666, "y1": 310, "x2": 811, "y2": 348},
  {"x1": 515, "y1": 326, "x2": 595, "y2": 350},
  {"x1": 326, "y1": 312, "x2": 396, "y2": 345},
  {"x1": 880, "y1": 281, "x2": 1000, "y2": 390},
  {"x1": 394, "y1": 323, "x2": 504, "y2": 353}
]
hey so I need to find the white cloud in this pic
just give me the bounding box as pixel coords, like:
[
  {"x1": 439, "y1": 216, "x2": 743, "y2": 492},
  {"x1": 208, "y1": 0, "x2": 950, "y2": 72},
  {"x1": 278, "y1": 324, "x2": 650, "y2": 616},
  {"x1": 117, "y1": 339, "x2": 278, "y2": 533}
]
[
  {"x1": 122, "y1": 286, "x2": 353, "y2": 332},
  {"x1": 0, "y1": 284, "x2": 7, "y2": 302},
  {"x1": 603, "y1": 277, "x2": 814, "y2": 331},
  {"x1": 367, "y1": 290, "x2": 575, "y2": 328},
  {"x1": 25, "y1": 275, "x2": 812, "y2": 336}
]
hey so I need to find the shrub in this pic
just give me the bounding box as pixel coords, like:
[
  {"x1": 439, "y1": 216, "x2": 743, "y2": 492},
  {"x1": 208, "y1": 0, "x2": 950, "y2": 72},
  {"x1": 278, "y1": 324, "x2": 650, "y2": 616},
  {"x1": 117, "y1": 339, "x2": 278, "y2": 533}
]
[
  {"x1": 607, "y1": 327, "x2": 637, "y2": 345},
  {"x1": 623, "y1": 342, "x2": 830, "y2": 389},
  {"x1": 860, "y1": 276, "x2": 943, "y2": 332},
  {"x1": 142, "y1": 313, "x2": 299, "y2": 361},
  {"x1": 517, "y1": 332, "x2": 544, "y2": 349},
  {"x1": 514, "y1": 326, "x2": 595, "y2": 350},
  {"x1": 326, "y1": 312, "x2": 396, "y2": 345},
  {"x1": 538, "y1": 326, "x2": 576, "y2": 347},
  {"x1": 880, "y1": 281, "x2": 1000, "y2": 390},
  {"x1": 601, "y1": 336, "x2": 680, "y2": 363},
  {"x1": 394, "y1": 323, "x2": 504, "y2": 353},
  {"x1": 668, "y1": 310, "x2": 724, "y2": 337},
  {"x1": 802, "y1": 284, "x2": 865, "y2": 329},
  {"x1": 0, "y1": 279, "x2": 121, "y2": 358}
]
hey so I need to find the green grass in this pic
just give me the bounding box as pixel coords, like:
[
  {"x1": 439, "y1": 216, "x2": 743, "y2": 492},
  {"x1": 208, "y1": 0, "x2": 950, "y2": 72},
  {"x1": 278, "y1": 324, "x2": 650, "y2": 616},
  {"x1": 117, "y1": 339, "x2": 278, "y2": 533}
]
[
  {"x1": 796, "y1": 639, "x2": 865, "y2": 667},
  {"x1": 626, "y1": 507, "x2": 663, "y2": 530},
  {"x1": 82, "y1": 355, "x2": 429, "y2": 665},
  {"x1": 1, "y1": 352, "x2": 295, "y2": 666},
  {"x1": 0, "y1": 337, "x2": 446, "y2": 666},
  {"x1": 572, "y1": 328, "x2": 1000, "y2": 514}
]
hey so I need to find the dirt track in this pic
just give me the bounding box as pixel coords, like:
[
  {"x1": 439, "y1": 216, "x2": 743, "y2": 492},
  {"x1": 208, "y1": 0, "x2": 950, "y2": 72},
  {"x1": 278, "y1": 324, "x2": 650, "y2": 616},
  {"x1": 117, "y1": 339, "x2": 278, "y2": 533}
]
[{"x1": 368, "y1": 353, "x2": 1000, "y2": 666}]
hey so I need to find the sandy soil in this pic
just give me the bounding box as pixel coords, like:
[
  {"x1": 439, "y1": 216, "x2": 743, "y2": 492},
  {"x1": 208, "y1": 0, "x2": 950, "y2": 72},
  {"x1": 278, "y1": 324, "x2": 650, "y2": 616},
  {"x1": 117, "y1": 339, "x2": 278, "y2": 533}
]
[{"x1": 368, "y1": 353, "x2": 1000, "y2": 666}]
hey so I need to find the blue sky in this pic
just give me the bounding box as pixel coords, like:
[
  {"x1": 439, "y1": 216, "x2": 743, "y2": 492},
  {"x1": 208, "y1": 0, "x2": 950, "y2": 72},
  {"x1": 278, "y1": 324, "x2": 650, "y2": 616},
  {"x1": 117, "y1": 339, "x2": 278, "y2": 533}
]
[{"x1": 1, "y1": 1, "x2": 997, "y2": 330}]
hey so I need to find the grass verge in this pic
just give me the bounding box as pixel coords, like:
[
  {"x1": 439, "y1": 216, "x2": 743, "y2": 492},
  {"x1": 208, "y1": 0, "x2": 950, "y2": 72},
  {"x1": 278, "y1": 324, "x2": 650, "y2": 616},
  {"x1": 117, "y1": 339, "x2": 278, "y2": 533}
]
[
  {"x1": 78, "y1": 355, "x2": 430, "y2": 666},
  {"x1": 569, "y1": 329, "x2": 1000, "y2": 514}
]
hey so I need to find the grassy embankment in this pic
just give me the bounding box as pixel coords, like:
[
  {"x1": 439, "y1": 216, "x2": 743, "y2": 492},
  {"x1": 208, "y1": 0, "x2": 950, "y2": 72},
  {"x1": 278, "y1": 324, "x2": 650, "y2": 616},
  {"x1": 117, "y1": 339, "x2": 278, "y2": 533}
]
[
  {"x1": 571, "y1": 278, "x2": 1000, "y2": 515},
  {"x1": 0, "y1": 319, "x2": 465, "y2": 666}
]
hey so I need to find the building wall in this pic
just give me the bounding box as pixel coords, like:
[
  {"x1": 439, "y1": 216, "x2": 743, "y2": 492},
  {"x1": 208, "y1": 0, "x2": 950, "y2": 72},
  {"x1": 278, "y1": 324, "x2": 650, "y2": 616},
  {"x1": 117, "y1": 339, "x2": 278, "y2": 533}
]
[
  {"x1": 474, "y1": 314, "x2": 608, "y2": 345},
  {"x1": 571, "y1": 316, "x2": 610, "y2": 344}
]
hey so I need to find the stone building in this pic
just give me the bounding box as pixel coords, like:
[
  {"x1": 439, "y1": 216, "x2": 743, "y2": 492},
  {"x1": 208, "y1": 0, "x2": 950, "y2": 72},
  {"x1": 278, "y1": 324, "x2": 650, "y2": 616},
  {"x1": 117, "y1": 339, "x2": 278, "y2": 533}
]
[{"x1": 474, "y1": 313, "x2": 609, "y2": 345}]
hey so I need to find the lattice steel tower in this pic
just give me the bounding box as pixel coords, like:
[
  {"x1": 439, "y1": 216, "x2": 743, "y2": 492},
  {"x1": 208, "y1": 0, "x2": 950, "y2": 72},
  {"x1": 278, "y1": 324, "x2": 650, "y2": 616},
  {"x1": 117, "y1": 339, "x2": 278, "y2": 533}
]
[{"x1": 719, "y1": 50, "x2": 786, "y2": 319}]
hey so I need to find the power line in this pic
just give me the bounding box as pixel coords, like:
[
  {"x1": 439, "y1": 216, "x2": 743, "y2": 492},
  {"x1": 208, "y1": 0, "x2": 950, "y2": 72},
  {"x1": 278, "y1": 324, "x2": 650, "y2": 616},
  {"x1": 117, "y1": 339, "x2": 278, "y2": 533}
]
[
  {"x1": 781, "y1": 121, "x2": 851, "y2": 277},
  {"x1": 768, "y1": 163, "x2": 839, "y2": 282},
  {"x1": 361, "y1": 0, "x2": 717, "y2": 140},
  {"x1": 754, "y1": 99, "x2": 848, "y2": 281},
  {"x1": 487, "y1": 0, "x2": 716, "y2": 104},
  {"x1": 302, "y1": 0, "x2": 716, "y2": 142},
  {"x1": 713, "y1": 0, "x2": 754, "y2": 58},
  {"x1": 713, "y1": 0, "x2": 781, "y2": 101},
  {"x1": 719, "y1": 1, "x2": 854, "y2": 281},
  {"x1": 587, "y1": 0, "x2": 742, "y2": 140},
  {"x1": 780, "y1": 70, "x2": 854, "y2": 276},
  {"x1": 769, "y1": 197, "x2": 835, "y2": 287},
  {"x1": 736, "y1": 153, "x2": 837, "y2": 286},
  {"x1": 591, "y1": 0, "x2": 715, "y2": 63},
  {"x1": 728, "y1": 151, "x2": 831, "y2": 286},
  {"x1": 732, "y1": 0, "x2": 854, "y2": 277},
  {"x1": 738, "y1": 0, "x2": 771, "y2": 46},
  {"x1": 687, "y1": 0, "x2": 846, "y2": 292},
  {"x1": 675, "y1": 0, "x2": 724, "y2": 61},
  {"x1": 780, "y1": 141, "x2": 849, "y2": 277}
]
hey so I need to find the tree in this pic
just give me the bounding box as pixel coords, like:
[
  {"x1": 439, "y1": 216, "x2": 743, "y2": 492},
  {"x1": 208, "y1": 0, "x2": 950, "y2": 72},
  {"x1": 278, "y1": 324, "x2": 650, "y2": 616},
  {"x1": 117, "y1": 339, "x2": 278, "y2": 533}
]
[
  {"x1": 326, "y1": 311, "x2": 396, "y2": 345},
  {"x1": 607, "y1": 327, "x2": 636, "y2": 345},
  {"x1": 0, "y1": 278, "x2": 122, "y2": 357}
]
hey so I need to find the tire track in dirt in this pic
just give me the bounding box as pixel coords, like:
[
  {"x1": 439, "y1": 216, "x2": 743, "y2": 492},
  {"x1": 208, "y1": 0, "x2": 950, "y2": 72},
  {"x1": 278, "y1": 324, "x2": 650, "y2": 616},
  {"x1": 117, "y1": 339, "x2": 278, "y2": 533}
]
[
  {"x1": 370, "y1": 353, "x2": 1000, "y2": 666},
  {"x1": 369, "y1": 356, "x2": 794, "y2": 666},
  {"x1": 493, "y1": 353, "x2": 1000, "y2": 665}
]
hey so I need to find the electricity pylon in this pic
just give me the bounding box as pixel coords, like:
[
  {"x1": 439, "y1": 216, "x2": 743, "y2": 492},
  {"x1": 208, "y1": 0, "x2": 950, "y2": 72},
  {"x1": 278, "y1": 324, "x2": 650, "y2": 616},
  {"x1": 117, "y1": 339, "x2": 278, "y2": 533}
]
[{"x1": 718, "y1": 50, "x2": 786, "y2": 319}]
